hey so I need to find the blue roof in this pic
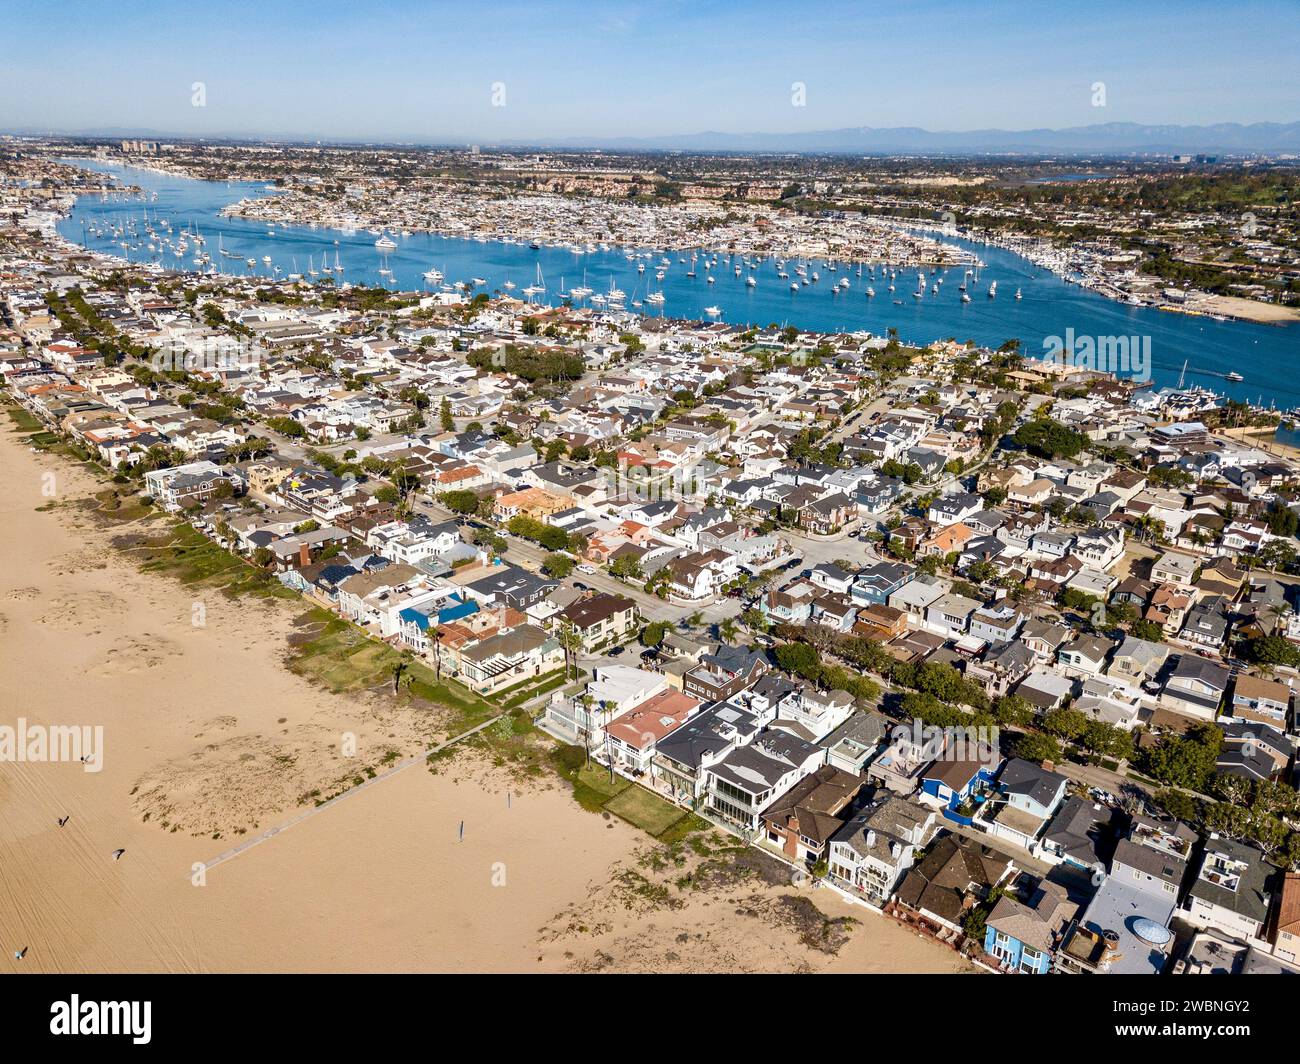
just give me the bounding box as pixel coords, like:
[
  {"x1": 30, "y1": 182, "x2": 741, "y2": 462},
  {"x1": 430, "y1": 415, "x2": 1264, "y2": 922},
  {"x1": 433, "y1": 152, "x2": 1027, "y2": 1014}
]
[
  {"x1": 438, "y1": 599, "x2": 479, "y2": 623},
  {"x1": 398, "y1": 607, "x2": 431, "y2": 630}
]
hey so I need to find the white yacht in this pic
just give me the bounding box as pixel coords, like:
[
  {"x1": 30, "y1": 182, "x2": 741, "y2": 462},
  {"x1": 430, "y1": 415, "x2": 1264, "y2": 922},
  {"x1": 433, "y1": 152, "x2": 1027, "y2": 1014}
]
[{"x1": 375, "y1": 234, "x2": 398, "y2": 251}]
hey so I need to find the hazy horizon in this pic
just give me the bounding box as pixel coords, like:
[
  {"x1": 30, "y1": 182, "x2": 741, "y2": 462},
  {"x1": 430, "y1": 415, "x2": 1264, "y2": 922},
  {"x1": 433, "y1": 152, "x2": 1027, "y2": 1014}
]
[{"x1": 5, "y1": 0, "x2": 1299, "y2": 143}]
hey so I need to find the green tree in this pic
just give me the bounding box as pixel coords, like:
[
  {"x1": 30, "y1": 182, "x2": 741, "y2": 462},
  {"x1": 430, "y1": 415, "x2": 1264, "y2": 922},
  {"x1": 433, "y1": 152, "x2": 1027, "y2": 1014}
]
[
  {"x1": 640, "y1": 621, "x2": 669, "y2": 647},
  {"x1": 542, "y1": 552, "x2": 575, "y2": 578}
]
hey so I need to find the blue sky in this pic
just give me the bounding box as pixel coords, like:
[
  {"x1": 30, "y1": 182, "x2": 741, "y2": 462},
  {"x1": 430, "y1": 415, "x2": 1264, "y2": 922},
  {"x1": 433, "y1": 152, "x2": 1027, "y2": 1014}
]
[{"x1": 4, "y1": 0, "x2": 1297, "y2": 141}]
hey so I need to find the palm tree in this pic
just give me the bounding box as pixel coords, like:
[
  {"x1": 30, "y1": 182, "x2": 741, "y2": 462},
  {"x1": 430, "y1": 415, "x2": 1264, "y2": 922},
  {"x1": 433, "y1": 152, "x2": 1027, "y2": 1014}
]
[
  {"x1": 717, "y1": 617, "x2": 740, "y2": 645},
  {"x1": 557, "y1": 624, "x2": 583, "y2": 681},
  {"x1": 429, "y1": 625, "x2": 442, "y2": 681},
  {"x1": 580, "y1": 694, "x2": 595, "y2": 766},
  {"x1": 392, "y1": 648, "x2": 414, "y2": 694}
]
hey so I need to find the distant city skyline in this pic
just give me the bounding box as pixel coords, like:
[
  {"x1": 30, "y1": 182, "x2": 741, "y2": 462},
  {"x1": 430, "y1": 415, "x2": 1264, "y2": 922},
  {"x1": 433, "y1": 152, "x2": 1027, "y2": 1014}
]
[{"x1": 5, "y1": 0, "x2": 1299, "y2": 143}]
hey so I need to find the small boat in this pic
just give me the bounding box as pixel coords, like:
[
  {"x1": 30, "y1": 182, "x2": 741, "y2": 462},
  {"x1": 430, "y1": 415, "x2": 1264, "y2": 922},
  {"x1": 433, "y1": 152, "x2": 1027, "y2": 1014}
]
[
  {"x1": 704, "y1": 305, "x2": 722, "y2": 316},
  {"x1": 1225, "y1": 371, "x2": 1244, "y2": 382}
]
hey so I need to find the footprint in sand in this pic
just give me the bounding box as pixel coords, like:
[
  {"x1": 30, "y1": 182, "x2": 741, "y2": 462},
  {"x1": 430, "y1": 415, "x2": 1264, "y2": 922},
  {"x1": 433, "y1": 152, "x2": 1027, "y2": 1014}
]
[
  {"x1": 39, "y1": 590, "x2": 126, "y2": 630},
  {"x1": 88, "y1": 634, "x2": 182, "y2": 677},
  {"x1": 193, "y1": 715, "x2": 239, "y2": 739}
]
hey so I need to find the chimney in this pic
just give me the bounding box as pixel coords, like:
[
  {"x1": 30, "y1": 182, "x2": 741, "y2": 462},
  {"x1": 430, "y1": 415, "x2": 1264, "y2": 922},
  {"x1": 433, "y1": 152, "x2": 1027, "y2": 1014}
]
[
  {"x1": 298, "y1": 542, "x2": 312, "y2": 567},
  {"x1": 1041, "y1": 759, "x2": 1055, "y2": 773}
]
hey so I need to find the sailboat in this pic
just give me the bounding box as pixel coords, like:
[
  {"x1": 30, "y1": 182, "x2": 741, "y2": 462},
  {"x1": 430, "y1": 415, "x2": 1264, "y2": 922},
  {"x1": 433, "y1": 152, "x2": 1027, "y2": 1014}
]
[{"x1": 522, "y1": 262, "x2": 546, "y2": 300}]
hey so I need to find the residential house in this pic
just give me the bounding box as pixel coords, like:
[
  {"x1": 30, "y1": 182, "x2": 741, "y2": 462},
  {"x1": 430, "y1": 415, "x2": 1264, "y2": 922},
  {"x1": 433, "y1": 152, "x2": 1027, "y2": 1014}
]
[
  {"x1": 1183, "y1": 836, "x2": 1274, "y2": 946},
  {"x1": 984, "y1": 880, "x2": 1077, "y2": 974},
  {"x1": 682, "y1": 644, "x2": 768, "y2": 702},
  {"x1": 603, "y1": 687, "x2": 700, "y2": 776},
  {"x1": 558, "y1": 593, "x2": 638, "y2": 651},
  {"x1": 1160, "y1": 655, "x2": 1230, "y2": 722},
  {"x1": 898, "y1": 834, "x2": 1014, "y2": 934},
  {"x1": 759, "y1": 764, "x2": 863, "y2": 864},
  {"x1": 828, "y1": 797, "x2": 936, "y2": 903},
  {"x1": 704, "y1": 730, "x2": 825, "y2": 833},
  {"x1": 982, "y1": 758, "x2": 1070, "y2": 855},
  {"x1": 1230, "y1": 674, "x2": 1292, "y2": 733}
]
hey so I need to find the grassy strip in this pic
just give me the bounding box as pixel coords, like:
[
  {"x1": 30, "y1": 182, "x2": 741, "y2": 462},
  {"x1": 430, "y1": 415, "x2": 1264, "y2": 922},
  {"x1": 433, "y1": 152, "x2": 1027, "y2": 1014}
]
[
  {"x1": 546, "y1": 744, "x2": 704, "y2": 840},
  {"x1": 502, "y1": 671, "x2": 570, "y2": 710},
  {"x1": 5, "y1": 405, "x2": 44, "y2": 433},
  {"x1": 136, "y1": 521, "x2": 299, "y2": 601}
]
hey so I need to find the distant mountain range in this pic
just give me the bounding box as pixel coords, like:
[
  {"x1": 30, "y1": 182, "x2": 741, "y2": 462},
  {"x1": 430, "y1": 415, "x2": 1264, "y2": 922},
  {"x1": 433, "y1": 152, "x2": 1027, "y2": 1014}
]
[
  {"x1": 10, "y1": 120, "x2": 1300, "y2": 155},
  {"x1": 504, "y1": 121, "x2": 1300, "y2": 155}
]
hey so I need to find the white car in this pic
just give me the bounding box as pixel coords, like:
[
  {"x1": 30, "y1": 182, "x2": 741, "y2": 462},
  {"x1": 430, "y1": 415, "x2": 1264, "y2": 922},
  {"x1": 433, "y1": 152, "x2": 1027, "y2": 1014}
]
[{"x1": 577, "y1": 564, "x2": 596, "y2": 575}]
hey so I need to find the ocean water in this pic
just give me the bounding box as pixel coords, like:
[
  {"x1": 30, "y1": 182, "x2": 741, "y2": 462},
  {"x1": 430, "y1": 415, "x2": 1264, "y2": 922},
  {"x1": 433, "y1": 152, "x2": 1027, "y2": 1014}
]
[{"x1": 58, "y1": 160, "x2": 1300, "y2": 407}]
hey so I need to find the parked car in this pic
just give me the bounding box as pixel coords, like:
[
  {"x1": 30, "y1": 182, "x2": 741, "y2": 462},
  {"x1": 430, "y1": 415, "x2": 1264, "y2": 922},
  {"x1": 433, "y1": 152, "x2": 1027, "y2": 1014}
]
[
  {"x1": 577, "y1": 564, "x2": 596, "y2": 575},
  {"x1": 608, "y1": 646, "x2": 625, "y2": 657}
]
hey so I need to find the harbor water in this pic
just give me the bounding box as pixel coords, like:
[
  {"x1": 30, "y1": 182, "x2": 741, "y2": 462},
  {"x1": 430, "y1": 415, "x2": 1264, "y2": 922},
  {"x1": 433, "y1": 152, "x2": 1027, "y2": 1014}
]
[{"x1": 58, "y1": 161, "x2": 1300, "y2": 407}]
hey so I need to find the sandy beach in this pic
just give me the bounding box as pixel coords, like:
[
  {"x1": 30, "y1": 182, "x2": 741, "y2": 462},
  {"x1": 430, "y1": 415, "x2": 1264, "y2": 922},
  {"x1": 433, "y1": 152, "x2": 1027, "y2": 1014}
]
[{"x1": 0, "y1": 416, "x2": 970, "y2": 973}]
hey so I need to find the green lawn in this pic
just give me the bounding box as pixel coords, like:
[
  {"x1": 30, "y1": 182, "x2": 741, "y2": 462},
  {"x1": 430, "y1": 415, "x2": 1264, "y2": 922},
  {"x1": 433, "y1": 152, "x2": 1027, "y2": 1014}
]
[
  {"x1": 603, "y1": 784, "x2": 689, "y2": 837},
  {"x1": 5, "y1": 406, "x2": 43, "y2": 433},
  {"x1": 547, "y1": 745, "x2": 692, "y2": 836}
]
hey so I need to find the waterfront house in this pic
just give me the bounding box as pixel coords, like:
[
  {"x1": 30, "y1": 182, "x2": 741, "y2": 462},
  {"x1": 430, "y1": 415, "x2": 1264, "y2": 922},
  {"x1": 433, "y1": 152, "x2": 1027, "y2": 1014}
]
[
  {"x1": 603, "y1": 687, "x2": 700, "y2": 777},
  {"x1": 651, "y1": 701, "x2": 762, "y2": 807},
  {"x1": 704, "y1": 730, "x2": 825, "y2": 833},
  {"x1": 897, "y1": 833, "x2": 1013, "y2": 934},
  {"x1": 828, "y1": 797, "x2": 936, "y2": 904},
  {"x1": 1056, "y1": 815, "x2": 1190, "y2": 975},
  {"x1": 759, "y1": 764, "x2": 863, "y2": 864},
  {"x1": 984, "y1": 880, "x2": 1076, "y2": 974}
]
